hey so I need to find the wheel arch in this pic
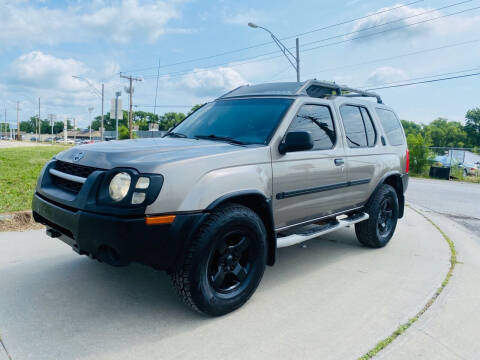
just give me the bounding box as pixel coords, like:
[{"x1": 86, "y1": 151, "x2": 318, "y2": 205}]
[
  {"x1": 376, "y1": 172, "x2": 405, "y2": 218},
  {"x1": 207, "y1": 191, "x2": 277, "y2": 267}
]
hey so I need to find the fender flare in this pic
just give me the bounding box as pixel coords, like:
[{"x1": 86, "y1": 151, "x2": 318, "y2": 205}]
[
  {"x1": 370, "y1": 171, "x2": 406, "y2": 218},
  {"x1": 206, "y1": 190, "x2": 277, "y2": 266}
]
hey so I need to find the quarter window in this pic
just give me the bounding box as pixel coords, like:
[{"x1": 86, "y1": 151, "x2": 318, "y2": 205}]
[
  {"x1": 376, "y1": 108, "x2": 405, "y2": 146},
  {"x1": 340, "y1": 105, "x2": 376, "y2": 148},
  {"x1": 361, "y1": 108, "x2": 376, "y2": 147},
  {"x1": 287, "y1": 104, "x2": 336, "y2": 150}
]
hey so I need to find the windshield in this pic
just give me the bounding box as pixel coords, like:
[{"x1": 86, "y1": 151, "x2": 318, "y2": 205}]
[{"x1": 171, "y1": 98, "x2": 294, "y2": 145}]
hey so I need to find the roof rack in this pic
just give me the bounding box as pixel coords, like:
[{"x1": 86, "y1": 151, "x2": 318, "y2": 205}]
[
  {"x1": 297, "y1": 80, "x2": 383, "y2": 104},
  {"x1": 216, "y1": 79, "x2": 383, "y2": 103}
]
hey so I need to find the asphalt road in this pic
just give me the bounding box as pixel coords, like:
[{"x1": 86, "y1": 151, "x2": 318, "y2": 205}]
[
  {"x1": 406, "y1": 177, "x2": 480, "y2": 233},
  {"x1": 0, "y1": 208, "x2": 449, "y2": 360}
]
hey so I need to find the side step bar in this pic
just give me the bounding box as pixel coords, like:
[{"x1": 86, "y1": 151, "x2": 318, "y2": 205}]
[{"x1": 276, "y1": 213, "x2": 369, "y2": 248}]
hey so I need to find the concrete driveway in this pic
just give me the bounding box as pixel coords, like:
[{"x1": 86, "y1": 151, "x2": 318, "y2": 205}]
[{"x1": 0, "y1": 207, "x2": 450, "y2": 360}]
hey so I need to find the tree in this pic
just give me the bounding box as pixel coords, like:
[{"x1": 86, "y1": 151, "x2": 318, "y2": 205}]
[
  {"x1": 188, "y1": 104, "x2": 204, "y2": 115},
  {"x1": 407, "y1": 133, "x2": 431, "y2": 175},
  {"x1": 159, "y1": 112, "x2": 186, "y2": 130},
  {"x1": 465, "y1": 108, "x2": 480, "y2": 147},
  {"x1": 401, "y1": 120, "x2": 423, "y2": 138}
]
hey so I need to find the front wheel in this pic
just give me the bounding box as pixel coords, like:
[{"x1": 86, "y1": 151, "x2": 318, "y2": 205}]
[
  {"x1": 171, "y1": 204, "x2": 267, "y2": 316},
  {"x1": 355, "y1": 184, "x2": 399, "y2": 248}
]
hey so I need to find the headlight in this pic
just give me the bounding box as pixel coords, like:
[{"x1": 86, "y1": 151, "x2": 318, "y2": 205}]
[{"x1": 109, "y1": 172, "x2": 131, "y2": 201}]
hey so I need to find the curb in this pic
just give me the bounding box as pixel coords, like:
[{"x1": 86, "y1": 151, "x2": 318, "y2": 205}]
[{"x1": 358, "y1": 204, "x2": 457, "y2": 359}]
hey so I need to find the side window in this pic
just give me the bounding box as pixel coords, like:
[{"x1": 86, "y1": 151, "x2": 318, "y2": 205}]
[
  {"x1": 287, "y1": 104, "x2": 336, "y2": 150},
  {"x1": 376, "y1": 108, "x2": 404, "y2": 146},
  {"x1": 340, "y1": 105, "x2": 367, "y2": 148},
  {"x1": 360, "y1": 107, "x2": 376, "y2": 147}
]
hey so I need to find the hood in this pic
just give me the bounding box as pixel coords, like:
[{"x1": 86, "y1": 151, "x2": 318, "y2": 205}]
[{"x1": 55, "y1": 137, "x2": 250, "y2": 172}]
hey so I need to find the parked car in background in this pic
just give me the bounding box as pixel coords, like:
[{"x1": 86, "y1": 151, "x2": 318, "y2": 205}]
[{"x1": 462, "y1": 162, "x2": 480, "y2": 176}]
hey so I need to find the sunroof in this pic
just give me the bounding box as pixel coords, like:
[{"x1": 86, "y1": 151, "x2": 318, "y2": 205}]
[{"x1": 221, "y1": 82, "x2": 305, "y2": 98}]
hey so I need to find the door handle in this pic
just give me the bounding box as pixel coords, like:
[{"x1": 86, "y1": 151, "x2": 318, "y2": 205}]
[{"x1": 334, "y1": 158, "x2": 345, "y2": 166}]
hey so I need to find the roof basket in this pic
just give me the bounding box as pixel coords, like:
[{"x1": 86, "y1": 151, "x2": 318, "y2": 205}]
[{"x1": 297, "y1": 80, "x2": 383, "y2": 104}]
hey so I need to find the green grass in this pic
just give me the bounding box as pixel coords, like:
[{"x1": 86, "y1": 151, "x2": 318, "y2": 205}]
[
  {"x1": 358, "y1": 205, "x2": 457, "y2": 359},
  {"x1": 0, "y1": 146, "x2": 68, "y2": 213}
]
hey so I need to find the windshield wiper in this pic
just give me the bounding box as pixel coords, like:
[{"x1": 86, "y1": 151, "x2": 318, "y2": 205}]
[
  {"x1": 164, "y1": 132, "x2": 188, "y2": 138},
  {"x1": 194, "y1": 134, "x2": 247, "y2": 146}
]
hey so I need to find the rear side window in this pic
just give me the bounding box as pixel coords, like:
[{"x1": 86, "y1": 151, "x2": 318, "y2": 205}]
[
  {"x1": 287, "y1": 104, "x2": 336, "y2": 150},
  {"x1": 376, "y1": 108, "x2": 404, "y2": 146},
  {"x1": 340, "y1": 105, "x2": 376, "y2": 148}
]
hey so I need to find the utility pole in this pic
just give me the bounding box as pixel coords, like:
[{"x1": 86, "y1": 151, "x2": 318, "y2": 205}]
[
  {"x1": 37, "y1": 97, "x2": 41, "y2": 142},
  {"x1": 88, "y1": 107, "x2": 94, "y2": 141},
  {"x1": 4, "y1": 109, "x2": 6, "y2": 138},
  {"x1": 153, "y1": 58, "x2": 161, "y2": 116},
  {"x1": 296, "y1": 38, "x2": 300, "y2": 82},
  {"x1": 101, "y1": 83, "x2": 104, "y2": 141},
  {"x1": 115, "y1": 91, "x2": 121, "y2": 140},
  {"x1": 48, "y1": 114, "x2": 55, "y2": 144},
  {"x1": 120, "y1": 72, "x2": 142, "y2": 139},
  {"x1": 16, "y1": 102, "x2": 20, "y2": 141}
]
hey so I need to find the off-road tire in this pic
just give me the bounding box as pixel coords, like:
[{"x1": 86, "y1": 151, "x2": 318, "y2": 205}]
[
  {"x1": 355, "y1": 184, "x2": 399, "y2": 248},
  {"x1": 170, "y1": 203, "x2": 267, "y2": 316}
]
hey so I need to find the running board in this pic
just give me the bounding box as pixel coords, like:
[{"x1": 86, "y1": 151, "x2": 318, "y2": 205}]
[{"x1": 276, "y1": 213, "x2": 369, "y2": 248}]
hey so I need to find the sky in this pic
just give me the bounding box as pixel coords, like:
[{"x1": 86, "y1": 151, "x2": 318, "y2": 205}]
[{"x1": 0, "y1": 0, "x2": 479, "y2": 128}]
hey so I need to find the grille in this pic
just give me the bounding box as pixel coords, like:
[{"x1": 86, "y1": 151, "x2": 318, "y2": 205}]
[
  {"x1": 55, "y1": 160, "x2": 101, "y2": 178},
  {"x1": 51, "y1": 160, "x2": 103, "y2": 194},
  {"x1": 52, "y1": 176, "x2": 84, "y2": 193}
]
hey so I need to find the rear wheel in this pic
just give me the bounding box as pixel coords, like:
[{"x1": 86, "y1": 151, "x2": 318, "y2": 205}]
[
  {"x1": 171, "y1": 204, "x2": 267, "y2": 316},
  {"x1": 355, "y1": 184, "x2": 399, "y2": 248}
]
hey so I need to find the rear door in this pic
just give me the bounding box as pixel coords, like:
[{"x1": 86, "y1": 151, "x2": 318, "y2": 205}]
[
  {"x1": 337, "y1": 103, "x2": 382, "y2": 208},
  {"x1": 272, "y1": 101, "x2": 348, "y2": 229}
]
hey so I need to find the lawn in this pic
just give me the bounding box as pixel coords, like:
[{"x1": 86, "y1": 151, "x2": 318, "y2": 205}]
[{"x1": 0, "y1": 146, "x2": 68, "y2": 213}]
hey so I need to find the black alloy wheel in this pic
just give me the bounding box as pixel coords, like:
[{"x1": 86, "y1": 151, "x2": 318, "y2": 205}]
[{"x1": 208, "y1": 231, "x2": 254, "y2": 293}]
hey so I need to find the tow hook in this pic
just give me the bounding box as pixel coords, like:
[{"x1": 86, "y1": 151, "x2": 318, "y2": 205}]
[{"x1": 46, "y1": 228, "x2": 61, "y2": 238}]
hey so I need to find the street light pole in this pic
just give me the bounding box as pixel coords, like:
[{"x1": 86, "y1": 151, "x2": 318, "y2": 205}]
[
  {"x1": 115, "y1": 91, "x2": 121, "y2": 140},
  {"x1": 88, "y1": 107, "x2": 94, "y2": 141},
  {"x1": 248, "y1": 22, "x2": 300, "y2": 82}
]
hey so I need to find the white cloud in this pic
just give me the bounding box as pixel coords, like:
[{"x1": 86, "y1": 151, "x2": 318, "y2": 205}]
[
  {"x1": 0, "y1": 0, "x2": 185, "y2": 49},
  {"x1": 350, "y1": 5, "x2": 439, "y2": 42},
  {"x1": 178, "y1": 67, "x2": 248, "y2": 96},
  {"x1": 366, "y1": 66, "x2": 407, "y2": 85},
  {"x1": 349, "y1": 4, "x2": 480, "y2": 43},
  {"x1": 8, "y1": 51, "x2": 89, "y2": 91}
]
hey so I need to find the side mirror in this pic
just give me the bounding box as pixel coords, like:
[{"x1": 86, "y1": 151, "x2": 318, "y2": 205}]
[{"x1": 279, "y1": 131, "x2": 314, "y2": 154}]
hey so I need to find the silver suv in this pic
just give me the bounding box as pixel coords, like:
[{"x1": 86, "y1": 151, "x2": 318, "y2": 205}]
[{"x1": 33, "y1": 80, "x2": 409, "y2": 316}]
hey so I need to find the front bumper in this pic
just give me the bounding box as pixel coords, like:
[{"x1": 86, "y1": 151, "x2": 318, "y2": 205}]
[{"x1": 33, "y1": 193, "x2": 207, "y2": 271}]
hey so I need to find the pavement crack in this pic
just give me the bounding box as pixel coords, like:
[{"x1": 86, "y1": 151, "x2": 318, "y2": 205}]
[{"x1": 416, "y1": 328, "x2": 467, "y2": 360}]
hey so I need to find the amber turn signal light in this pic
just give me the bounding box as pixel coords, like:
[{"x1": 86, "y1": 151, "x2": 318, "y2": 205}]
[{"x1": 145, "y1": 215, "x2": 176, "y2": 225}]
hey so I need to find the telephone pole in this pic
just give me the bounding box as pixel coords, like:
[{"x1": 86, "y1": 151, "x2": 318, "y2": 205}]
[
  {"x1": 120, "y1": 72, "x2": 142, "y2": 139},
  {"x1": 16, "y1": 102, "x2": 20, "y2": 140},
  {"x1": 101, "y1": 83, "x2": 104, "y2": 141},
  {"x1": 37, "y1": 97, "x2": 41, "y2": 143}
]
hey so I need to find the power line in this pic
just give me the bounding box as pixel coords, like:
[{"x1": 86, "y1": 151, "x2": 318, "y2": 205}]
[
  {"x1": 301, "y1": 0, "x2": 473, "y2": 48},
  {"x1": 276, "y1": 38, "x2": 480, "y2": 81},
  {"x1": 137, "y1": 3, "x2": 480, "y2": 80},
  {"x1": 361, "y1": 66, "x2": 480, "y2": 87},
  {"x1": 366, "y1": 71, "x2": 480, "y2": 90},
  {"x1": 122, "y1": 0, "x2": 425, "y2": 73}
]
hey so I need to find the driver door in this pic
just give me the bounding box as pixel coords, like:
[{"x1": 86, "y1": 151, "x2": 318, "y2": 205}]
[{"x1": 272, "y1": 103, "x2": 347, "y2": 230}]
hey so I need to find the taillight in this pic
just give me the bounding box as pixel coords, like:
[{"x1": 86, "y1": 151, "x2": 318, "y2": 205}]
[{"x1": 406, "y1": 149, "x2": 410, "y2": 174}]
